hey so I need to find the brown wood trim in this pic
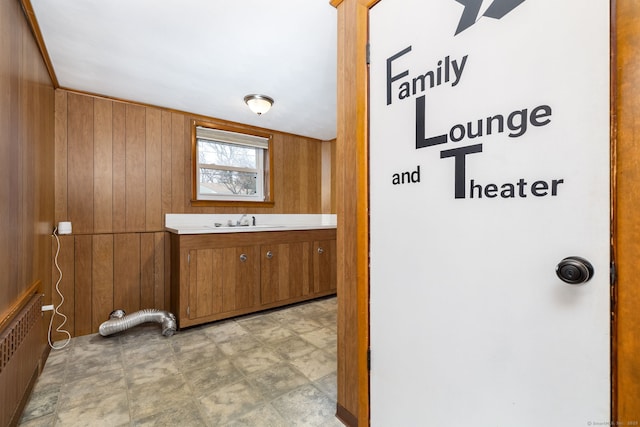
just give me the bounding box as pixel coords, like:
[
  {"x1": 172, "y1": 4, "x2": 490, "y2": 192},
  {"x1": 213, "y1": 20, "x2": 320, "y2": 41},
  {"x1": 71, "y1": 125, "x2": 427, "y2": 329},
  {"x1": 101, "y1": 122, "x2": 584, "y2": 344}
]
[
  {"x1": 0, "y1": 280, "x2": 41, "y2": 334},
  {"x1": 353, "y1": 1, "x2": 371, "y2": 423},
  {"x1": 9, "y1": 358, "x2": 41, "y2": 427},
  {"x1": 18, "y1": 0, "x2": 59, "y2": 87},
  {"x1": 190, "y1": 119, "x2": 276, "y2": 207},
  {"x1": 189, "y1": 200, "x2": 277, "y2": 208},
  {"x1": 612, "y1": 0, "x2": 640, "y2": 421},
  {"x1": 331, "y1": 0, "x2": 380, "y2": 8},
  {"x1": 609, "y1": 0, "x2": 618, "y2": 421},
  {"x1": 333, "y1": 0, "x2": 372, "y2": 424},
  {"x1": 336, "y1": 403, "x2": 358, "y2": 427}
]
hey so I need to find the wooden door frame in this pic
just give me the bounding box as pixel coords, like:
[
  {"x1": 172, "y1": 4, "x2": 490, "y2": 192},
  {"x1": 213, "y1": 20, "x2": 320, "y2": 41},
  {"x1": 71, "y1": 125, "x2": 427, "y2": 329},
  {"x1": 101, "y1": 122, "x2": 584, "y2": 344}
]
[
  {"x1": 611, "y1": 0, "x2": 640, "y2": 422},
  {"x1": 332, "y1": 0, "x2": 640, "y2": 425}
]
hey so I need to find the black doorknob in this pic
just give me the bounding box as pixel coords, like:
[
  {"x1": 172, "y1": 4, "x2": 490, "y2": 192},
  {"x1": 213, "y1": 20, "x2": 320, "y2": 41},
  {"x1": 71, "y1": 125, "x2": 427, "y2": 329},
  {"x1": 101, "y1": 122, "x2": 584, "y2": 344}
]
[{"x1": 556, "y1": 256, "x2": 594, "y2": 285}]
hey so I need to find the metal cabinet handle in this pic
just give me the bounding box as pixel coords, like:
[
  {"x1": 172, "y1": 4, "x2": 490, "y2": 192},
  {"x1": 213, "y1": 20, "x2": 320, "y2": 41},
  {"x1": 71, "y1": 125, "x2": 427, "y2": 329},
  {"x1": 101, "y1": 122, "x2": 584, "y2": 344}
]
[
  {"x1": 317, "y1": 247, "x2": 324, "y2": 254},
  {"x1": 239, "y1": 253, "x2": 247, "y2": 262},
  {"x1": 266, "y1": 250, "x2": 273, "y2": 259}
]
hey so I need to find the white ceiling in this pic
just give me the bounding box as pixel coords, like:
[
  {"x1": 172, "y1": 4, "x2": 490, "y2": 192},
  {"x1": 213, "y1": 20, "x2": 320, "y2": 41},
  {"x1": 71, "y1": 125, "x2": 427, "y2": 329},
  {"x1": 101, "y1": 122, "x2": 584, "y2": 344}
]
[{"x1": 30, "y1": 0, "x2": 338, "y2": 141}]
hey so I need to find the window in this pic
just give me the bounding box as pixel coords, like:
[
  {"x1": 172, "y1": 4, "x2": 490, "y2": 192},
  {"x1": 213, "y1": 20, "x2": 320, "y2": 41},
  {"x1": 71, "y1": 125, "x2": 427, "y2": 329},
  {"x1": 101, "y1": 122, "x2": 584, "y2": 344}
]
[{"x1": 192, "y1": 123, "x2": 273, "y2": 205}]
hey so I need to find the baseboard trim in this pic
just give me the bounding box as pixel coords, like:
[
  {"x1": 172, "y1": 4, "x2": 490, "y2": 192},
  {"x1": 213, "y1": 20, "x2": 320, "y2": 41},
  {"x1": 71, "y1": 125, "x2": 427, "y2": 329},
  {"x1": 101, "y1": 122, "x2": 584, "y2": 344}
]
[
  {"x1": 9, "y1": 364, "x2": 40, "y2": 427},
  {"x1": 336, "y1": 403, "x2": 358, "y2": 427}
]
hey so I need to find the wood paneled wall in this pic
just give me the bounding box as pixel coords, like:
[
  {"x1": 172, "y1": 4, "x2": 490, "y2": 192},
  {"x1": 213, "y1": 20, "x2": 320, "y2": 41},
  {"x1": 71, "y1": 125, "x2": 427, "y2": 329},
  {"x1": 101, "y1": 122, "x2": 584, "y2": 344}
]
[
  {"x1": 53, "y1": 90, "x2": 335, "y2": 339},
  {"x1": 322, "y1": 139, "x2": 337, "y2": 214},
  {"x1": 1, "y1": 0, "x2": 55, "y2": 314},
  {"x1": 52, "y1": 233, "x2": 168, "y2": 338},
  {"x1": 0, "y1": 0, "x2": 55, "y2": 423}
]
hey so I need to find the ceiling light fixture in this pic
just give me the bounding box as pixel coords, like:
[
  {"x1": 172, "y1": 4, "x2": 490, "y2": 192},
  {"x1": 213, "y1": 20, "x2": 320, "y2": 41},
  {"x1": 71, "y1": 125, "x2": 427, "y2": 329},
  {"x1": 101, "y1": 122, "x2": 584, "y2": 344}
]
[{"x1": 244, "y1": 94, "x2": 274, "y2": 115}]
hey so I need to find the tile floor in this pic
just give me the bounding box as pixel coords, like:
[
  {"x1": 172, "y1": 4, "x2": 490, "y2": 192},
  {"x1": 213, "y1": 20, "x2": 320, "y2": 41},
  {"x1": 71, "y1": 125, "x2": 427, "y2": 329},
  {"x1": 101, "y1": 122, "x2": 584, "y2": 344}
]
[{"x1": 19, "y1": 296, "x2": 343, "y2": 427}]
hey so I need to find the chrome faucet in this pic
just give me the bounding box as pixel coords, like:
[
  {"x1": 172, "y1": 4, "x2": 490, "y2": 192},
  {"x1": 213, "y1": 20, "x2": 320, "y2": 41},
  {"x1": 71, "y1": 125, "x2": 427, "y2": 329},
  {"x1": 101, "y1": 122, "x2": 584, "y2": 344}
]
[{"x1": 237, "y1": 214, "x2": 248, "y2": 226}]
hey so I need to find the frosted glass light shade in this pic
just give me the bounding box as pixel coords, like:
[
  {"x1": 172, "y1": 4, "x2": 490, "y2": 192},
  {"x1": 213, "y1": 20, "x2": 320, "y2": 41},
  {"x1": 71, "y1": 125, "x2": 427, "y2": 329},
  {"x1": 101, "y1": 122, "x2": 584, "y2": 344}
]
[{"x1": 244, "y1": 94, "x2": 274, "y2": 115}]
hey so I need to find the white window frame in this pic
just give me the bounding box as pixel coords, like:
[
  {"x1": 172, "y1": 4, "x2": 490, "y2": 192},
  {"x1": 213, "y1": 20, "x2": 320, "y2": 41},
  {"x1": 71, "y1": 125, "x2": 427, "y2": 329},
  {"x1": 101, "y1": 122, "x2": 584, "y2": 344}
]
[{"x1": 193, "y1": 125, "x2": 271, "y2": 203}]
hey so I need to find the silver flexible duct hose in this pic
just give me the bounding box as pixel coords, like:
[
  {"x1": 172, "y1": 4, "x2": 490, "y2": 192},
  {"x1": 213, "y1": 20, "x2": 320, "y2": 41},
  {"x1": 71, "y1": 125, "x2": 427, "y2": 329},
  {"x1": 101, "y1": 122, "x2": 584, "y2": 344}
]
[{"x1": 99, "y1": 309, "x2": 177, "y2": 337}]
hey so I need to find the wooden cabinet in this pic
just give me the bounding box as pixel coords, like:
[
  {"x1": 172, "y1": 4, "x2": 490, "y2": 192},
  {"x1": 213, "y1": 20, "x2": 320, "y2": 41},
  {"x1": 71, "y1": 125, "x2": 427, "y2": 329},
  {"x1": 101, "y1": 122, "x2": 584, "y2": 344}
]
[
  {"x1": 170, "y1": 229, "x2": 336, "y2": 328},
  {"x1": 261, "y1": 241, "x2": 312, "y2": 305},
  {"x1": 187, "y1": 245, "x2": 260, "y2": 321},
  {"x1": 314, "y1": 239, "x2": 337, "y2": 293}
]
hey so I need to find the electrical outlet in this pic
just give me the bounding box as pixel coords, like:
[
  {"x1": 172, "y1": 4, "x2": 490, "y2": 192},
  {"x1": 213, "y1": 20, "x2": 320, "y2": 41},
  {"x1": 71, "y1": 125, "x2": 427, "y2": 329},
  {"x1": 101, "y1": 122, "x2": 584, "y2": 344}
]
[{"x1": 42, "y1": 305, "x2": 54, "y2": 312}]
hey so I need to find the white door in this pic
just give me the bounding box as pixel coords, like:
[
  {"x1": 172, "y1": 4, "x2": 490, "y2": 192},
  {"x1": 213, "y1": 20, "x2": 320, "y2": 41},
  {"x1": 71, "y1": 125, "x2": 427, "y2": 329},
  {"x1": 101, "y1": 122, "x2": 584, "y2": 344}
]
[{"x1": 369, "y1": 1, "x2": 610, "y2": 426}]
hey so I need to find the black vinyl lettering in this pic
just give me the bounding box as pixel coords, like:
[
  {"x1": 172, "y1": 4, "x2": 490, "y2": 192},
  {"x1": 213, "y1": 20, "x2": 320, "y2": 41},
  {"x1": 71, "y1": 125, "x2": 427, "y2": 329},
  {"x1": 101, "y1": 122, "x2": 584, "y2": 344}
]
[
  {"x1": 440, "y1": 144, "x2": 483, "y2": 199},
  {"x1": 386, "y1": 46, "x2": 412, "y2": 105},
  {"x1": 416, "y1": 96, "x2": 448, "y2": 148}
]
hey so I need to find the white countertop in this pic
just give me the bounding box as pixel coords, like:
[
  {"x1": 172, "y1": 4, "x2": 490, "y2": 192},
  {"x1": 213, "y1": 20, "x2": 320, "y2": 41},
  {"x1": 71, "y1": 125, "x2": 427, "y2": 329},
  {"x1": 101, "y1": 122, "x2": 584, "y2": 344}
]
[{"x1": 165, "y1": 214, "x2": 337, "y2": 235}]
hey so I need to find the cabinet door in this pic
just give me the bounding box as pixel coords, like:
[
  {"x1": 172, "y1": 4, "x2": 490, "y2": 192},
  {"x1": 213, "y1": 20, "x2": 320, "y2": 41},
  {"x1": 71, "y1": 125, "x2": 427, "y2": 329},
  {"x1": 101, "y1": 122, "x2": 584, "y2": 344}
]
[
  {"x1": 188, "y1": 248, "x2": 223, "y2": 319},
  {"x1": 261, "y1": 242, "x2": 312, "y2": 305},
  {"x1": 187, "y1": 245, "x2": 260, "y2": 319},
  {"x1": 313, "y1": 239, "x2": 337, "y2": 293},
  {"x1": 222, "y1": 245, "x2": 260, "y2": 312}
]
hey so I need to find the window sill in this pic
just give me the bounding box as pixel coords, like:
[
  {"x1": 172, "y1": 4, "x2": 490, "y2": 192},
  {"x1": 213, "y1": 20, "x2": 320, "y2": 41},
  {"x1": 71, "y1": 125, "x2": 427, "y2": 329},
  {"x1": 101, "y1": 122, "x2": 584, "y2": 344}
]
[{"x1": 191, "y1": 199, "x2": 275, "y2": 208}]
